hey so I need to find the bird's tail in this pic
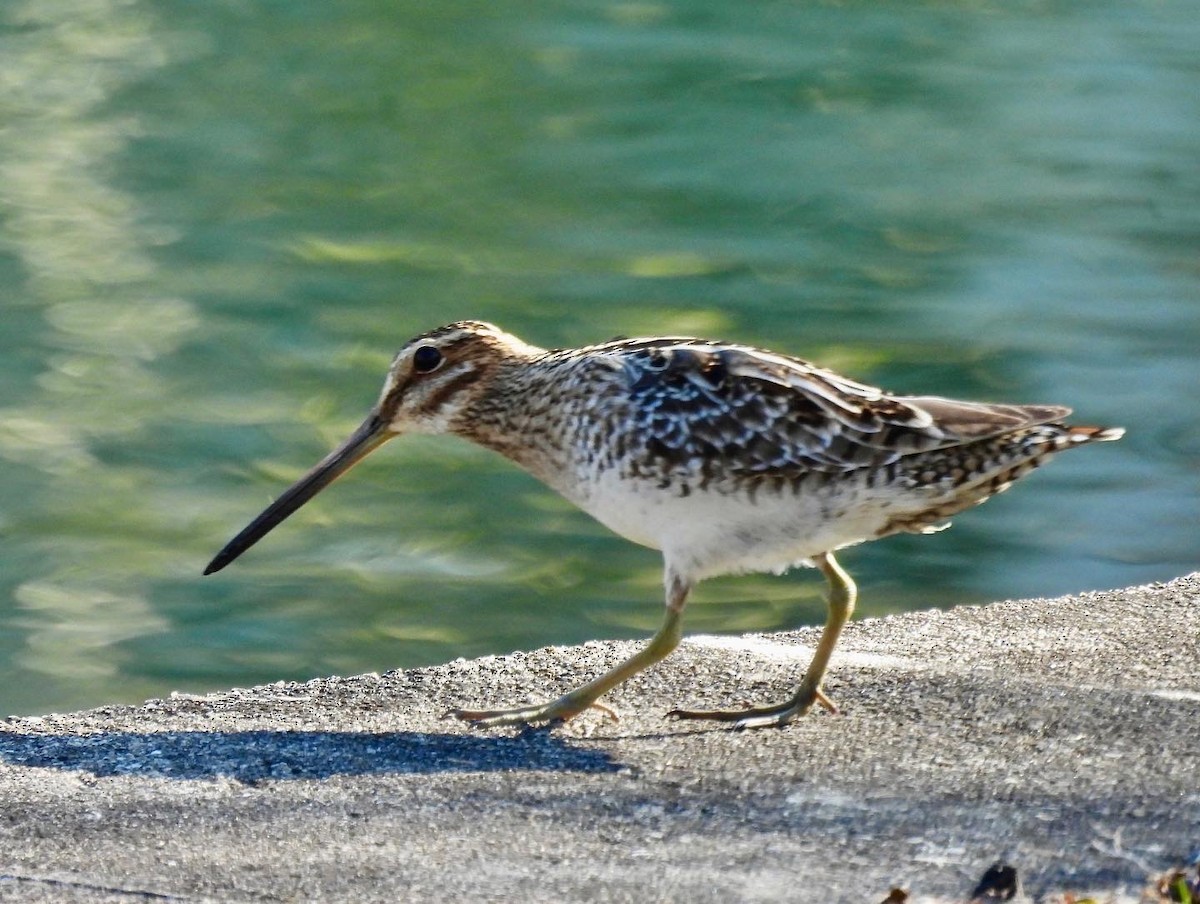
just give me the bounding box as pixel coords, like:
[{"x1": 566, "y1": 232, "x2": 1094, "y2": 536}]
[
  {"x1": 878, "y1": 421, "x2": 1124, "y2": 536},
  {"x1": 1061, "y1": 424, "x2": 1125, "y2": 444}
]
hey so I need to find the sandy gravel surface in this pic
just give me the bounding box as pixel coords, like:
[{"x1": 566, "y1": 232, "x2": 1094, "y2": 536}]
[{"x1": 1, "y1": 574, "x2": 1196, "y2": 902}]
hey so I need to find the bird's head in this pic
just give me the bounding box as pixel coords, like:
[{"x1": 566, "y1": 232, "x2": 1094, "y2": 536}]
[
  {"x1": 374, "y1": 320, "x2": 541, "y2": 435},
  {"x1": 204, "y1": 320, "x2": 541, "y2": 574}
]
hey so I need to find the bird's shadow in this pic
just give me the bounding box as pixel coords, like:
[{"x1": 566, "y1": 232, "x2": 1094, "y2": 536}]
[{"x1": 0, "y1": 727, "x2": 620, "y2": 784}]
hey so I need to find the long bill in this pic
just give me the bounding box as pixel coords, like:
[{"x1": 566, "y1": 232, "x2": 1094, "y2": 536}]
[{"x1": 204, "y1": 413, "x2": 393, "y2": 575}]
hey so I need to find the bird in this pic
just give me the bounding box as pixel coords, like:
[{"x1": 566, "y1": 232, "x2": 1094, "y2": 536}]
[{"x1": 204, "y1": 321, "x2": 1123, "y2": 730}]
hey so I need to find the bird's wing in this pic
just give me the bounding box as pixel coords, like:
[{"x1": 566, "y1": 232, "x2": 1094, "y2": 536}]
[{"x1": 601, "y1": 339, "x2": 1069, "y2": 476}]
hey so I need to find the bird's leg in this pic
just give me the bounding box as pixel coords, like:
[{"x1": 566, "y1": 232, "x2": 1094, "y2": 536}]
[
  {"x1": 449, "y1": 575, "x2": 690, "y2": 728},
  {"x1": 669, "y1": 551, "x2": 855, "y2": 730}
]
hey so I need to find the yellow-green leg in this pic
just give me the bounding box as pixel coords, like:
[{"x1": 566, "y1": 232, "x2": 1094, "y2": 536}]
[
  {"x1": 669, "y1": 551, "x2": 856, "y2": 729},
  {"x1": 449, "y1": 576, "x2": 690, "y2": 728}
]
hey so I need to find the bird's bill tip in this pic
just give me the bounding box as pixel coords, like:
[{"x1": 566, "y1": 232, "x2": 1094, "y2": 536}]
[{"x1": 203, "y1": 552, "x2": 233, "y2": 575}]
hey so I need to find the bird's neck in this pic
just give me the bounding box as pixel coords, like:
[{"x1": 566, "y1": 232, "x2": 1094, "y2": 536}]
[{"x1": 456, "y1": 355, "x2": 579, "y2": 491}]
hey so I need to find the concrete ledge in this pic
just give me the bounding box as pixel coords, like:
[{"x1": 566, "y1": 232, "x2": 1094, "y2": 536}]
[{"x1": 1, "y1": 574, "x2": 1197, "y2": 902}]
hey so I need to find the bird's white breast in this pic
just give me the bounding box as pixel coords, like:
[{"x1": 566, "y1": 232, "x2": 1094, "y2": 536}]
[{"x1": 568, "y1": 468, "x2": 908, "y2": 582}]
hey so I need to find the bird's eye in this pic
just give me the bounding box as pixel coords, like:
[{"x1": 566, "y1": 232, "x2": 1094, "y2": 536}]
[{"x1": 412, "y1": 345, "x2": 444, "y2": 374}]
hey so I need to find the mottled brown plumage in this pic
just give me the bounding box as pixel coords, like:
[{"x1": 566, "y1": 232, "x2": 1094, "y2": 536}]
[{"x1": 206, "y1": 321, "x2": 1123, "y2": 729}]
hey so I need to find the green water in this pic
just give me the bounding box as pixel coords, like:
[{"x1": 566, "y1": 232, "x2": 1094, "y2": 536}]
[{"x1": 1, "y1": 0, "x2": 1196, "y2": 716}]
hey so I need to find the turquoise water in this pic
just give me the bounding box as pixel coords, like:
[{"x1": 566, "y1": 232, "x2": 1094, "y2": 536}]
[{"x1": 0, "y1": 0, "x2": 1196, "y2": 716}]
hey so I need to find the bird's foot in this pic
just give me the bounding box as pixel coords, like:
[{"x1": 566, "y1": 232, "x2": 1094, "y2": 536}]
[
  {"x1": 667, "y1": 685, "x2": 837, "y2": 730},
  {"x1": 447, "y1": 694, "x2": 618, "y2": 729}
]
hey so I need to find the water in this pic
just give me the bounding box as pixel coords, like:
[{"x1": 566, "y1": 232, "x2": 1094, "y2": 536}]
[{"x1": 0, "y1": 0, "x2": 1196, "y2": 716}]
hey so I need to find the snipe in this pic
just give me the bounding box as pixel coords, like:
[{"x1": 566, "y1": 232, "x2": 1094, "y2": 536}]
[{"x1": 205, "y1": 321, "x2": 1123, "y2": 729}]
